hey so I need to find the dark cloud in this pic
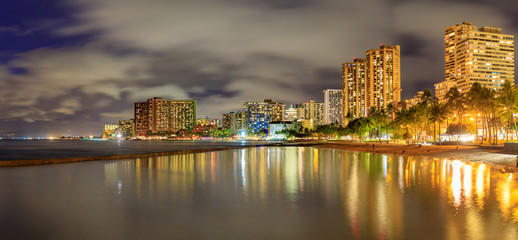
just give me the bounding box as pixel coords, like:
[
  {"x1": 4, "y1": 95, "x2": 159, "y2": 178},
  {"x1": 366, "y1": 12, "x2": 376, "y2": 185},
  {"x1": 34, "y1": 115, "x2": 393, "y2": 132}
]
[{"x1": 396, "y1": 34, "x2": 427, "y2": 56}]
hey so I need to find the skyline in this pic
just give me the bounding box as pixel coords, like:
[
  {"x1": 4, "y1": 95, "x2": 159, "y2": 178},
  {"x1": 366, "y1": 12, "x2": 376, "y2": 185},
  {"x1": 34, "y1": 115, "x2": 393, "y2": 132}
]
[{"x1": 1, "y1": 0, "x2": 517, "y2": 137}]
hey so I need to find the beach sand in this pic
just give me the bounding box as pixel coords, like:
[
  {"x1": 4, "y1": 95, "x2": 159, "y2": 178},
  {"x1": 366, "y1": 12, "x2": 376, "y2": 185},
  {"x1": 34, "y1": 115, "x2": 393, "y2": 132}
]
[{"x1": 318, "y1": 141, "x2": 518, "y2": 170}]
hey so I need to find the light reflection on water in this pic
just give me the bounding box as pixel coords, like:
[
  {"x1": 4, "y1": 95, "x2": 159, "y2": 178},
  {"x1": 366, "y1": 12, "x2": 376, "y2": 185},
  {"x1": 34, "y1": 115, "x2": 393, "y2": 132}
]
[{"x1": 0, "y1": 146, "x2": 517, "y2": 239}]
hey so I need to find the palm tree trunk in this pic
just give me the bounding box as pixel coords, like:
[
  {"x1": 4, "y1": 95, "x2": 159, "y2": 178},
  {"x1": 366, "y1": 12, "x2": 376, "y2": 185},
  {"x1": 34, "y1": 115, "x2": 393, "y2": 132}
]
[
  {"x1": 475, "y1": 114, "x2": 478, "y2": 143},
  {"x1": 507, "y1": 118, "x2": 510, "y2": 142},
  {"x1": 433, "y1": 122, "x2": 436, "y2": 145},
  {"x1": 438, "y1": 121, "x2": 442, "y2": 146}
]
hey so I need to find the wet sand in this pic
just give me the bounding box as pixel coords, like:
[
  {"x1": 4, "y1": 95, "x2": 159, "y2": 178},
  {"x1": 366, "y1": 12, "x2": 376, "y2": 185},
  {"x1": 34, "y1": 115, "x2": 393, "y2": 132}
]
[{"x1": 318, "y1": 141, "x2": 518, "y2": 170}]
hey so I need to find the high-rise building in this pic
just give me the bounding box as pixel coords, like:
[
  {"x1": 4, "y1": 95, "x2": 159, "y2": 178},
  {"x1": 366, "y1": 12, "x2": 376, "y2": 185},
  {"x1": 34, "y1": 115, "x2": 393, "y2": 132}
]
[
  {"x1": 406, "y1": 91, "x2": 424, "y2": 108},
  {"x1": 244, "y1": 99, "x2": 285, "y2": 133},
  {"x1": 299, "y1": 100, "x2": 325, "y2": 127},
  {"x1": 434, "y1": 79, "x2": 457, "y2": 103},
  {"x1": 342, "y1": 45, "x2": 401, "y2": 121},
  {"x1": 134, "y1": 97, "x2": 196, "y2": 136},
  {"x1": 118, "y1": 119, "x2": 135, "y2": 139},
  {"x1": 365, "y1": 45, "x2": 401, "y2": 109},
  {"x1": 323, "y1": 89, "x2": 342, "y2": 125},
  {"x1": 222, "y1": 113, "x2": 232, "y2": 129},
  {"x1": 342, "y1": 58, "x2": 367, "y2": 119},
  {"x1": 284, "y1": 106, "x2": 298, "y2": 121},
  {"x1": 229, "y1": 111, "x2": 249, "y2": 135},
  {"x1": 103, "y1": 124, "x2": 119, "y2": 139},
  {"x1": 444, "y1": 22, "x2": 514, "y2": 93}
]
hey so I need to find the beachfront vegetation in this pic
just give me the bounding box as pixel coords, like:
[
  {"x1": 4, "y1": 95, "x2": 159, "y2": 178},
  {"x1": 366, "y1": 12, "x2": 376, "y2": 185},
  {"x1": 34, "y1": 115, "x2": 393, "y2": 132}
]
[{"x1": 298, "y1": 80, "x2": 518, "y2": 145}]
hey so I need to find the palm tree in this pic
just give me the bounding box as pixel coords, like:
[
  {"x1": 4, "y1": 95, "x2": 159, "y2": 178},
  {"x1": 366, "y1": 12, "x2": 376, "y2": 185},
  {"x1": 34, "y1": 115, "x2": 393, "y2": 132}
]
[
  {"x1": 480, "y1": 87, "x2": 497, "y2": 144},
  {"x1": 368, "y1": 107, "x2": 388, "y2": 142},
  {"x1": 445, "y1": 86, "x2": 467, "y2": 145},
  {"x1": 429, "y1": 101, "x2": 448, "y2": 145},
  {"x1": 386, "y1": 103, "x2": 397, "y2": 143},
  {"x1": 419, "y1": 89, "x2": 435, "y2": 141},
  {"x1": 497, "y1": 80, "x2": 518, "y2": 141},
  {"x1": 468, "y1": 82, "x2": 484, "y2": 143},
  {"x1": 394, "y1": 108, "x2": 412, "y2": 143}
]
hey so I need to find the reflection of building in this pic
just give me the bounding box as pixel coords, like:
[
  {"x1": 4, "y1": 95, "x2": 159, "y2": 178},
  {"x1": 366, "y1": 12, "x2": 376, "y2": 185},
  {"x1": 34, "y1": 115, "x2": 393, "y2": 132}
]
[
  {"x1": 244, "y1": 99, "x2": 285, "y2": 133},
  {"x1": 445, "y1": 22, "x2": 514, "y2": 93},
  {"x1": 103, "y1": 147, "x2": 510, "y2": 238},
  {"x1": 434, "y1": 80, "x2": 456, "y2": 103},
  {"x1": 134, "y1": 97, "x2": 196, "y2": 136},
  {"x1": 342, "y1": 45, "x2": 401, "y2": 121},
  {"x1": 323, "y1": 89, "x2": 342, "y2": 125}
]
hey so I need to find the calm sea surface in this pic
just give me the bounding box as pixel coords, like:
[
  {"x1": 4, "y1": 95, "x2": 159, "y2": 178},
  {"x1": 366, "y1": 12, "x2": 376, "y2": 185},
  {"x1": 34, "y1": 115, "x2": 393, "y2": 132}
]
[
  {"x1": 0, "y1": 147, "x2": 517, "y2": 239},
  {"x1": 0, "y1": 139, "x2": 270, "y2": 160}
]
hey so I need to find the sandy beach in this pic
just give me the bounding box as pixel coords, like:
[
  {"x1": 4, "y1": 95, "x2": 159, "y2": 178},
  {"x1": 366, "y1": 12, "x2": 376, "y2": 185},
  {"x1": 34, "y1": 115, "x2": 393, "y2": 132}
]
[{"x1": 318, "y1": 141, "x2": 518, "y2": 170}]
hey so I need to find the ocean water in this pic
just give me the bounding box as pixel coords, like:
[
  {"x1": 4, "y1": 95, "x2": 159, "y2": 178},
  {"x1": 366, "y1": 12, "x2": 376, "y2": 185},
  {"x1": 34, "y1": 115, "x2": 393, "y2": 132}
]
[
  {"x1": 0, "y1": 139, "x2": 270, "y2": 160},
  {"x1": 0, "y1": 147, "x2": 517, "y2": 239}
]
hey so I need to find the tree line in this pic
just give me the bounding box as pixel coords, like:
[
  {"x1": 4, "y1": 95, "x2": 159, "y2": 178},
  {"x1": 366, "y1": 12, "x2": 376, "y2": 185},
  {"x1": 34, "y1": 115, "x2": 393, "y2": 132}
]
[{"x1": 283, "y1": 80, "x2": 518, "y2": 145}]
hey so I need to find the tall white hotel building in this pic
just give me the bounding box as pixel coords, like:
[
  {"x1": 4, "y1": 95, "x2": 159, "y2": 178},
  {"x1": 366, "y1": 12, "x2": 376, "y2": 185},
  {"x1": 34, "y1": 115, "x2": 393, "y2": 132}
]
[{"x1": 323, "y1": 89, "x2": 343, "y2": 125}]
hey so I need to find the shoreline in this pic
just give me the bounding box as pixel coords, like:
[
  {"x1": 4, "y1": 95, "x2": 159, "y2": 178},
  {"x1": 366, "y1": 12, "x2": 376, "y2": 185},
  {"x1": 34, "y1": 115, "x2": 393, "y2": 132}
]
[
  {"x1": 318, "y1": 141, "x2": 518, "y2": 170},
  {"x1": 2, "y1": 141, "x2": 517, "y2": 169}
]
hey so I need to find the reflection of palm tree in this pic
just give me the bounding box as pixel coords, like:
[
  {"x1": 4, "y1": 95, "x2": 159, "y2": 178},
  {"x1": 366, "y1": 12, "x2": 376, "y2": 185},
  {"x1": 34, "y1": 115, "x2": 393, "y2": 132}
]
[
  {"x1": 429, "y1": 101, "x2": 447, "y2": 145},
  {"x1": 445, "y1": 86, "x2": 467, "y2": 145}
]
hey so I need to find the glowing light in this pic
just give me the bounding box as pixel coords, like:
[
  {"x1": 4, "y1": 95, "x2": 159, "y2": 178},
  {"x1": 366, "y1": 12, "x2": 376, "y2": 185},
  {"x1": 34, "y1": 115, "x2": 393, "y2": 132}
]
[
  {"x1": 475, "y1": 164, "x2": 487, "y2": 210},
  {"x1": 450, "y1": 160, "x2": 463, "y2": 209},
  {"x1": 463, "y1": 164, "x2": 473, "y2": 207}
]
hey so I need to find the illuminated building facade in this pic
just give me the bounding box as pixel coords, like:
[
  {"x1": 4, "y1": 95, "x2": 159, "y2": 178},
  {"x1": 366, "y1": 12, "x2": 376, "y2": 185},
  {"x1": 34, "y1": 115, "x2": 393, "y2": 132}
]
[
  {"x1": 299, "y1": 100, "x2": 325, "y2": 127},
  {"x1": 196, "y1": 117, "x2": 211, "y2": 126},
  {"x1": 444, "y1": 22, "x2": 514, "y2": 93},
  {"x1": 342, "y1": 45, "x2": 401, "y2": 121},
  {"x1": 434, "y1": 79, "x2": 457, "y2": 103},
  {"x1": 244, "y1": 99, "x2": 285, "y2": 133},
  {"x1": 342, "y1": 58, "x2": 367, "y2": 119},
  {"x1": 405, "y1": 91, "x2": 423, "y2": 108},
  {"x1": 222, "y1": 113, "x2": 232, "y2": 129},
  {"x1": 268, "y1": 121, "x2": 298, "y2": 139},
  {"x1": 284, "y1": 106, "x2": 298, "y2": 121},
  {"x1": 103, "y1": 124, "x2": 119, "y2": 139},
  {"x1": 323, "y1": 89, "x2": 342, "y2": 125},
  {"x1": 365, "y1": 45, "x2": 401, "y2": 110},
  {"x1": 228, "y1": 111, "x2": 249, "y2": 135},
  {"x1": 134, "y1": 97, "x2": 196, "y2": 136},
  {"x1": 118, "y1": 119, "x2": 135, "y2": 139}
]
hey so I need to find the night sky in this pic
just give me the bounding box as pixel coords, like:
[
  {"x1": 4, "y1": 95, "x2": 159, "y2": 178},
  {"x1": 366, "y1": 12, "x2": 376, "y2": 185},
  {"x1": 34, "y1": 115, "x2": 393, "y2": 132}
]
[{"x1": 1, "y1": 0, "x2": 517, "y2": 137}]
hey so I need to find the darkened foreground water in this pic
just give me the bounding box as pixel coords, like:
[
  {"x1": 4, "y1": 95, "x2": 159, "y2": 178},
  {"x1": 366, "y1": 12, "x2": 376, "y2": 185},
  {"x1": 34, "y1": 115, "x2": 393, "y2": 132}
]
[{"x1": 0, "y1": 147, "x2": 517, "y2": 239}]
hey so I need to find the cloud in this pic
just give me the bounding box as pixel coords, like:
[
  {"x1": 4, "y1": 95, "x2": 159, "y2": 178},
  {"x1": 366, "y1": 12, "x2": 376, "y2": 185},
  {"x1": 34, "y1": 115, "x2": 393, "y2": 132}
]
[{"x1": 0, "y1": 0, "x2": 516, "y2": 136}]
